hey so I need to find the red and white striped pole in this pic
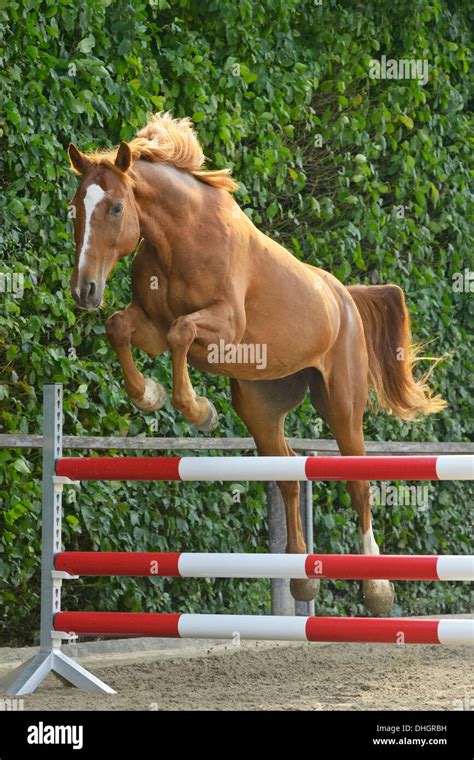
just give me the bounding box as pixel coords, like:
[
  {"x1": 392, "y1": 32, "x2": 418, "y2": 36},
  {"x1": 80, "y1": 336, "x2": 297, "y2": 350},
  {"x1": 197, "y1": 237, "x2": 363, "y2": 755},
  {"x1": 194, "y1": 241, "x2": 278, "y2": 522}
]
[
  {"x1": 55, "y1": 454, "x2": 474, "y2": 481},
  {"x1": 54, "y1": 551, "x2": 474, "y2": 581},
  {"x1": 53, "y1": 611, "x2": 474, "y2": 646}
]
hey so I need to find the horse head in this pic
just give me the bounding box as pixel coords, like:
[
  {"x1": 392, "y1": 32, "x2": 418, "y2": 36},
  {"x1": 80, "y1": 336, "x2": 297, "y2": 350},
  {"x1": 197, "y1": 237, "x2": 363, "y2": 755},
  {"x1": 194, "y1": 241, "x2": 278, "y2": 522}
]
[{"x1": 68, "y1": 142, "x2": 140, "y2": 309}]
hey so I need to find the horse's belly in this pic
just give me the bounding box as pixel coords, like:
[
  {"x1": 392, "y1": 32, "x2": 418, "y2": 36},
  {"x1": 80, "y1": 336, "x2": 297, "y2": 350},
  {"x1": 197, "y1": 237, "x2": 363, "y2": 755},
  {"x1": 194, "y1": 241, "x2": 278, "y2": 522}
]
[{"x1": 184, "y1": 302, "x2": 335, "y2": 380}]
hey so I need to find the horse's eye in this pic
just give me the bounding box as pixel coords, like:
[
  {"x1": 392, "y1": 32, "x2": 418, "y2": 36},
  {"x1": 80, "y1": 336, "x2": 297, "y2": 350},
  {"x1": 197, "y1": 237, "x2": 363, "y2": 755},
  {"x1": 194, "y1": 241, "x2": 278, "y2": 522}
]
[{"x1": 111, "y1": 202, "x2": 123, "y2": 217}]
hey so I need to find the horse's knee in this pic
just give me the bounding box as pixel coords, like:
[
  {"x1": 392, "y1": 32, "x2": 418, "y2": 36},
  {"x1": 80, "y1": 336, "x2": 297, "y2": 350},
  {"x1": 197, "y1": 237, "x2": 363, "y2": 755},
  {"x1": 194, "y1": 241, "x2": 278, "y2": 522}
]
[
  {"x1": 106, "y1": 310, "x2": 131, "y2": 347},
  {"x1": 167, "y1": 316, "x2": 196, "y2": 351}
]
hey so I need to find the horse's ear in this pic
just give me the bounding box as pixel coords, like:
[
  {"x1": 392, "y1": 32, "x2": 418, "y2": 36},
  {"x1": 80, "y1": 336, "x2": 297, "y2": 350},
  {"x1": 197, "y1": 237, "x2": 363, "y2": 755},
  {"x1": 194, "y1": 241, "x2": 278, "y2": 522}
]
[
  {"x1": 68, "y1": 143, "x2": 91, "y2": 175},
  {"x1": 115, "y1": 142, "x2": 132, "y2": 173}
]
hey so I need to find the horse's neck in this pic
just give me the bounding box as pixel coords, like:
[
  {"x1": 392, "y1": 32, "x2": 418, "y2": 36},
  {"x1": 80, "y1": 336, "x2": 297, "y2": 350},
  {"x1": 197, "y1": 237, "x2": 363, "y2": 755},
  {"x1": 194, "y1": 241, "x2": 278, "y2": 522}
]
[
  {"x1": 131, "y1": 161, "x2": 257, "y2": 282},
  {"x1": 132, "y1": 161, "x2": 198, "y2": 264}
]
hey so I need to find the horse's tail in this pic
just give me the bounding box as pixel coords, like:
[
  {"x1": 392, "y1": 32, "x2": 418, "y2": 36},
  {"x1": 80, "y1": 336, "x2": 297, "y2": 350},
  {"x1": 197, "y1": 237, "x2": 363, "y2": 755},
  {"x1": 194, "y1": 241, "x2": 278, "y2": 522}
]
[{"x1": 347, "y1": 284, "x2": 446, "y2": 420}]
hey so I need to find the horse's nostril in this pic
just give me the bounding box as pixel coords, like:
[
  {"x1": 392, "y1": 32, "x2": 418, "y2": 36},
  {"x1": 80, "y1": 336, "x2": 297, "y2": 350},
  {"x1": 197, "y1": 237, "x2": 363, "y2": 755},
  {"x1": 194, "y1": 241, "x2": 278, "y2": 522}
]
[{"x1": 77, "y1": 280, "x2": 99, "y2": 307}]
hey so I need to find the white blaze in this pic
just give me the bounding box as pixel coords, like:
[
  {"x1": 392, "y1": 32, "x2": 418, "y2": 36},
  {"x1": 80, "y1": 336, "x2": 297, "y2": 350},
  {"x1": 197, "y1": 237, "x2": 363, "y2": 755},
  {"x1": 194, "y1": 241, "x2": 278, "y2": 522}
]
[{"x1": 78, "y1": 183, "x2": 106, "y2": 272}]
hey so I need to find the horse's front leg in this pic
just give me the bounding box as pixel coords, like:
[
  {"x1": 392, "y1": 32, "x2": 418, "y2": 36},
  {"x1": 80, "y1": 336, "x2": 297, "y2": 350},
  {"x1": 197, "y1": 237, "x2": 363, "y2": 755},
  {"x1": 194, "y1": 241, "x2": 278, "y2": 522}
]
[
  {"x1": 166, "y1": 301, "x2": 240, "y2": 431},
  {"x1": 106, "y1": 302, "x2": 168, "y2": 412}
]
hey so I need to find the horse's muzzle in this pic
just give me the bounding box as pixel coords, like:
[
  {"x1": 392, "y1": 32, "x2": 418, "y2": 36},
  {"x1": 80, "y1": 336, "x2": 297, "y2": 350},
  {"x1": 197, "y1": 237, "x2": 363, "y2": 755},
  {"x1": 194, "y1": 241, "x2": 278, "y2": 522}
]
[{"x1": 72, "y1": 279, "x2": 104, "y2": 310}]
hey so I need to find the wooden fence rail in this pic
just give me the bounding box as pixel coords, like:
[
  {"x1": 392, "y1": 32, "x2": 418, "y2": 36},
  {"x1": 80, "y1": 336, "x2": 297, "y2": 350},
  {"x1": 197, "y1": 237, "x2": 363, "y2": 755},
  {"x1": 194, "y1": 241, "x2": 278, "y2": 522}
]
[{"x1": 1, "y1": 434, "x2": 472, "y2": 454}]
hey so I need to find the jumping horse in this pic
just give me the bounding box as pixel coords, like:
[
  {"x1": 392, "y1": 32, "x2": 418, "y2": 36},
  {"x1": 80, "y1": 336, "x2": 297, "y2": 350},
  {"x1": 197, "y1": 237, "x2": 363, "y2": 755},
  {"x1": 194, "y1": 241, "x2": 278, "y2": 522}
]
[{"x1": 67, "y1": 113, "x2": 445, "y2": 613}]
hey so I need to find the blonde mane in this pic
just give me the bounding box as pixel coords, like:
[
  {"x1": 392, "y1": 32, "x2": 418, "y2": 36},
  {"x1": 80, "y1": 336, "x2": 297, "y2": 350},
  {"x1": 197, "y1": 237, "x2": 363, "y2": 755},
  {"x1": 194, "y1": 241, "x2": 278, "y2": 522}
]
[{"x1": 86, "y1": 113, "x2": 238, "y2": 192}]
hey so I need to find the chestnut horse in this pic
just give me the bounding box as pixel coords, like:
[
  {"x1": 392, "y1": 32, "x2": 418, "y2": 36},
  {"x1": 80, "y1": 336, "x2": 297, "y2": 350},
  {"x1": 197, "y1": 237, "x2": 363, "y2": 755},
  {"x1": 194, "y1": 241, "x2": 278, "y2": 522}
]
[{"x1": 67, "y1": 113, "x2": 445, "y2": 613}]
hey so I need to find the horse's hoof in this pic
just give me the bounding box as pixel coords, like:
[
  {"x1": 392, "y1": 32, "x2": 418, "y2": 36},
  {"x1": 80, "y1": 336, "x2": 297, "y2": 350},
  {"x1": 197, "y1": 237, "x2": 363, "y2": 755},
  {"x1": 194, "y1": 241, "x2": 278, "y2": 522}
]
[
  {"x1": 194, "y1": 400, "x2": 219, "y2": 432},
  {"x1": 131, "y1": 378, "x2": 167, "y2": 412},
  {"x1": 363, "y1": 580, "x2": 395, "y2": 616},
  {"x1": 290, "y1": 578, "x2": 320, "y2": 602}
]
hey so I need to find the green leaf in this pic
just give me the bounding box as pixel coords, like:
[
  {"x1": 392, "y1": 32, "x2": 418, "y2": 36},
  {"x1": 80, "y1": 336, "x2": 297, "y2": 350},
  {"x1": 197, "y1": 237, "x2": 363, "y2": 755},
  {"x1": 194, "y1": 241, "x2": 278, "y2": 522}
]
[
  {"x1": 6, "y1": 110, "x2": 21, "y2": 126},
  {"x1": 266, "y1": 201, "x2": 278, "y2": 219},
  {"x1": 399, "y1": 114, "x2": 414, "y2": 129},
  {"x1": 118, "y1": 39, "x2": 132, "y2": 56},
  {"x1": 77, "y1": 35, "x2": 95, "y2": 53},
  {"x1": 13, "y1": 459, "x2": 31, "y2": 475}
]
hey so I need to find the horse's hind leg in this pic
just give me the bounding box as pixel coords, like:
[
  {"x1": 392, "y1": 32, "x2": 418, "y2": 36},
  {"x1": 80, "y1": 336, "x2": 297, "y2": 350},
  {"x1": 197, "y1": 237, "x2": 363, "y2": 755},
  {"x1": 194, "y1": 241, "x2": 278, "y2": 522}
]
[
  {"x1": 308, "y1": 362, "x2": 395, "y2": 615},
  {"x1": 106, "y1": 302, "x2": 168, "y2": 412},
  {"x1": 231, "y1": 372, "x2": 320, "y2": 603}
]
